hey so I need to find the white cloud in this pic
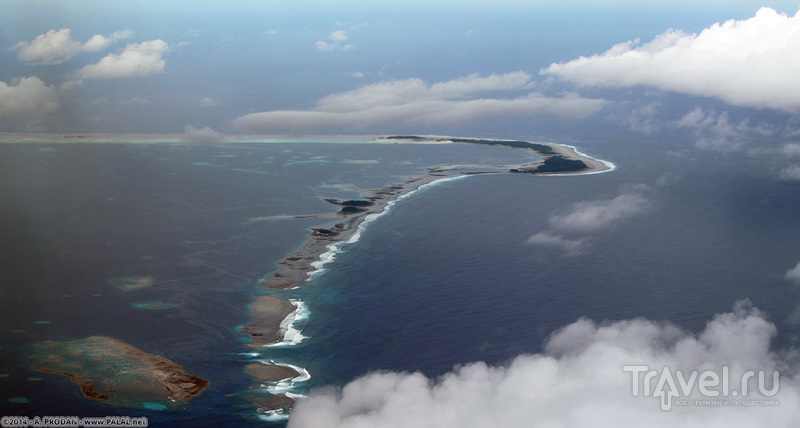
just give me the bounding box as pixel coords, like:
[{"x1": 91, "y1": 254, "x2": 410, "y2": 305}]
[
  {"x1": 233, "y1": 73, "x2": 607, "y2": 133},
  {"x1": 781, "y1": 144, "x2": 800, "y2": 157},
  {"x1": 676, "y1": 108, "x2": 744, "y2": 152},
  {"x1": 329, "y1": 30, "x2": 348, "y2": 41},
  {"x1": 316, "y1": 30, "x2": 354, "y2": 51},
  {"x1": 675, "y1": 107, "x2": 774, "y2": 152},
  {"x1": 0, "y1": 77, "x2": 59, "y2": 120},
  {"x1": 316, "y1": 72, "x2": 533, "y2": 112},
  {"x1": 543, "y1": 8, "x2": 800, "y2": 113},
  {"x1": 675, "y1": 106, "x2": 707, "y2": 128},
  {"x1": 350, "y1": 72, "x2": 365, "y2": 79},
  {"x1": 181, "y1": 125, "x2": 225, "y2": 143},
  {"x1": 200, "y1": 97, "x2": 217, "y2": 107},
  {"x1": 783, "y1": 126, "x2": 800, "y2": 138},
  {"x1": 315, "y1": 41, "x2": 335, "y2": 51},
  {"x1": 786, "y1": 261, "x2": 800, "y2": 282},
  {"x1": 608, "y1": 101, "x2": 662, "y2": 135},
  {"x1": 12, "y1": 28, "x2": 81, "y2": 65},
  {"x1": 111, "y1": 29, "x2": 134, "y2": 40},
  {"x1": 526, "y1": 232, "x2": 587, "y2": 254},
  {"x1": 12, "y1": 28, "x2": 132, "y2": 65},
  {"x1": 82, "y1": 34, "x2": 112, "y2": 52},
  {"x1": 527, "y1": 185, "x2": 651, "y2": 255},
  {"x1": 56, "y1": 79, "x2": 81, "y2": 91},
  {"x1": 779, "y1": 165, "x2": 800, "y2": 181},
  {"x1": 289, "y1": 302, "x2": 800, "y2": 428},
  {"x1": 549, "y1": 191, "x2": 650, "y2": 233},
  {"x1": 78, "y1": 40, "x2": 168, "y2": 79}
]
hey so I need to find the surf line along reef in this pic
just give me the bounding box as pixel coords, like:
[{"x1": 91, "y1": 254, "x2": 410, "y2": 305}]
[{"x1": 242, "y1": 135, "x2": 614, "y2": 415}]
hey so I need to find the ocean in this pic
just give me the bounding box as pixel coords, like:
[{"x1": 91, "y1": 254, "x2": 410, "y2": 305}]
[{"x1": 1, "y1": 138, "x2": 799, "y2": 426}]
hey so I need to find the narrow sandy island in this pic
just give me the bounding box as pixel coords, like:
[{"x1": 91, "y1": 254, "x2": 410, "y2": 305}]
[
  {"x1": 253, "y1": 135, "x2": 610, "y2": 294},
  {"x1": 244, "y1": 296, "x2": 298, "y2": 345},
  {"x1": 254, "y1": 173, "x2": 453, "y2": 291},
  {"x1": 244, "y1": 135, "x2": 613, "y2": 411}
]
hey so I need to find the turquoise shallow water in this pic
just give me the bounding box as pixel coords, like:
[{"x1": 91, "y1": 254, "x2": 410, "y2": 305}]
[
  {"x1": 2, "y1": 140, "x2": 799, "y2": 425},
  {"x1": 0, "y1": 141, "x2": 541, "y2": 425}
]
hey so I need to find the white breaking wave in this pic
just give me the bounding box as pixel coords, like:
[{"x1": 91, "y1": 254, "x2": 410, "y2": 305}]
[
  {"x1": 308, "y1": 243, "x2": 341, "y2": 278},
  {"x1": 258, "y1": 360, "x2": 312, "y2": 395},
  {"x1": 306, "y1": 174, "x2": 471, "y2": 278},
  {"x1": 254, "y1": 360, "x2": 312, "y2": 422},
  {"x1": 555, "y1": 144, "x2": 617, "y2": 176},
  {"x1": 347, "y1": 175, "x2": 470, "y2": 243},
  {"x1": 266, "y1": 299, "x2": 309, "y2": 348},
  {"x1": 257, "y1": 408, "x2": 290, "y2": 423},
  {"x1": 287, "y1": 302, "x2": 800, "y2": 428}
]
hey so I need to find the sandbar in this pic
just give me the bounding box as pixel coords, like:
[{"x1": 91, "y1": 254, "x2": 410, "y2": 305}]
[
  {"x1": 244, "y1": 296, "x2": 298, "y2": 346},
  {"x1": 246, "y1": 362, "x2": 301, "y2": 383}
]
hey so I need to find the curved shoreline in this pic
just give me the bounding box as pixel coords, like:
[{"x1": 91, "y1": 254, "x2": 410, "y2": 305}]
[
  {"x1": 243, "y1": 136, "x2": 614, "y2": 414},
  {"x1": 253, "y1": 136, "x2": 611, "y2": 294}
]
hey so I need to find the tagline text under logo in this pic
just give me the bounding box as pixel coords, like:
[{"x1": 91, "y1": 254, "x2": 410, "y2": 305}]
[{"x1": 623, "y1": 365, "x2": 779, "y2": 411}]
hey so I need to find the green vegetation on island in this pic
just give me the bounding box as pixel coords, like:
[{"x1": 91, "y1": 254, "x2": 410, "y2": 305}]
[
  {"x1": 386, "y1": 135, "x2": 427, "y2": 141},
  {"x1": 513, "y1": 155, "x2": 587, "y2": 173},
  {"x1": 323, "y1": 198, "x2": 373, "y2": 215},
  {"x1": 385, "y1": 135, "x2": 590, "y2": 173},
  {"x1": 339, "y1": 206, "x2": 366, "y2": 214},
  {"x1": 448, "y1": 138, "x2": 556, "y2": 155},
  {"x1": 387, "y1": 135, "x2": 557, "y2": 155},
  {"x1": 341, "y1": 200, "x2": 373, "y2": 207}
]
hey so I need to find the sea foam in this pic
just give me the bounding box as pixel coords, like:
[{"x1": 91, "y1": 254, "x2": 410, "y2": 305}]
[
  {"x1": 556, "y1": 144, "x2": 617, "y2": 176},
  {"x1": 256, "y1": 174, "x2": 471, "y2": 420},
  {"x1": 267, "y1": 299, "x2": 309, "y2": 348},
  {"x1": 257, "y1": 360, "x2": 311, "y2": 395},
  {"x1": 306, "y1": 174, "x2": 470, "y2": 278},
  {"x1": 253, "y1": 360, "x2": 311, "y2": 422}
]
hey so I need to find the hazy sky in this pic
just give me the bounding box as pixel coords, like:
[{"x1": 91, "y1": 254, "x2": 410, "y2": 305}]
[{"x1": 2, "y1": 0, "x2": 800, "y2": 147}]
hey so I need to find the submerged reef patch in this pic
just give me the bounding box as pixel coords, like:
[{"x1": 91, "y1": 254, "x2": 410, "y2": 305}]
[
  {"x1": 30, "y1": 336, "x2": 208, "y2": 409},
  {"x1": 107, "y1": 276, "x2": 156, "y2": 292}
]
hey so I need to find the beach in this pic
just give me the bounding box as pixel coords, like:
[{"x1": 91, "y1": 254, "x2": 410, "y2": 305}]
[{"x1": 244, "y1": 135, "x2": 614, "y2": 413}]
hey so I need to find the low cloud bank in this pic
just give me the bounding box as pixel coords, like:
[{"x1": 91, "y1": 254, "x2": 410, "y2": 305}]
[
  {"x1": 233, "y1": 72, "x2": 607, "y2": 133},
  {"x1": 181, "y1": 125, "x2": 225, "y2": 143},
  {"x1": 548, "y1": 191, "x2": 650, "y2": 233},
  {"x1": 527, "y1": 185, "x2": 651, "y2": 254},
  {"x1": 544, "y1": 8, "x2": 800, "y2": 113},
  {"x1": 289, "y1": 302, "x2": 800, "y2": 428}
]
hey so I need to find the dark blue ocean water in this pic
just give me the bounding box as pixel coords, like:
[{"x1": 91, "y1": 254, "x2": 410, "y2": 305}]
[
  {"x1": 0, "y1": 141, "x2": 537, "y2": 425},
  {"x1": 2, "y1": 139, "x2": 800, "y2": 426},
  {"x1": 299, "y1": 141, "x2": 800, "y2": 392}
]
